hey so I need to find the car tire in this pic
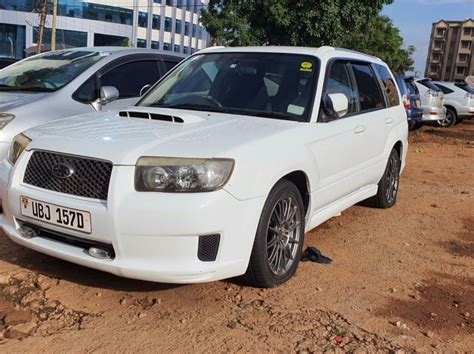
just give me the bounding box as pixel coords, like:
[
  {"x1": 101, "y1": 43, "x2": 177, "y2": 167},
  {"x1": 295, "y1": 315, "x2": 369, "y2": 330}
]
[
  {"x1": 363, "y1": 149, "x2": 401, "y2": 209},
  {"x1": 437, "y1": 107, "x2": 456, "y2": 128},
  {"x1": 243, "y1": 180, "x2": 305, "y2": 288}
]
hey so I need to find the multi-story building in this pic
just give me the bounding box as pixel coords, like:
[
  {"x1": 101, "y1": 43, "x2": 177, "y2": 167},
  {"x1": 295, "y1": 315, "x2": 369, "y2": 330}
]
[
  {"x1": 0, "y1": 0, "x2": 210, "y2": 58},
  {"x1": 425, "y1": 19, "x2": 474, "y2": 82}
]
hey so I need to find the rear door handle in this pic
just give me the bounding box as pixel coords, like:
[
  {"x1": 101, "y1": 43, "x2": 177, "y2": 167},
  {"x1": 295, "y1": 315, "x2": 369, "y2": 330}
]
[
  {"x1": 354, "y1": 125, "x2": 366, "y2": 134},
  {"x1": 385, "y1": 118, "x2": 394, "y2": 124}
]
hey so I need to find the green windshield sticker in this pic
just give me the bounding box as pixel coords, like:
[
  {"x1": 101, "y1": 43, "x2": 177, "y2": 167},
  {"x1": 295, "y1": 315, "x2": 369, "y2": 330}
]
[{"x1": 300, "y1": 61, "x2": 313, "y2": 72}]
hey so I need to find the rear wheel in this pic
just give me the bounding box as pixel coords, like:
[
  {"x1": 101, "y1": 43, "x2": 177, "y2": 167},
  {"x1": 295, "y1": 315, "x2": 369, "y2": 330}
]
[
  {"x1": 364, "y1": 149, "x2": 401, "y2": 209},
  {"x1": 244, "y1": 180, "x2": 305, "y2": 288},
  {"x1": 437, "y1": 107, "x2": 456, "y2": 128}
]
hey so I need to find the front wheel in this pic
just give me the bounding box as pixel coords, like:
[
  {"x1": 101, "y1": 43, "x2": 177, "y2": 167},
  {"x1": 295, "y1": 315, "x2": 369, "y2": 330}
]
[
  {"x1": 364, "y1": 149, "x2": 401, "y2": 209},
  {"x1": 244, "y1": 180, "x2": 305, "y2": 288}
]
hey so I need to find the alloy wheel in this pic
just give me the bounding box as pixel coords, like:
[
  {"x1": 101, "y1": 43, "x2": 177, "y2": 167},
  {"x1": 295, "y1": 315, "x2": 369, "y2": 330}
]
[
  {"x1": 266, "y1": 196, "x2": 302, "y2": 275},
  {"x1": 385, "y1": 154, "x2": 400, "y2": 204}
]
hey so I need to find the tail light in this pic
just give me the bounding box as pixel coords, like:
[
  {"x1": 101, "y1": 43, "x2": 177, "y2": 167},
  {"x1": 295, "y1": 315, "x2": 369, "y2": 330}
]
[
  {"x1": 426, "y1": 89, "x2": 440, "y2": 98},
  {"x1": 402, "y1": 94, "x2": 411, "y2": 109},
  {"x1": 465, "y1": 92, "x2": 474, "y2": 99}
]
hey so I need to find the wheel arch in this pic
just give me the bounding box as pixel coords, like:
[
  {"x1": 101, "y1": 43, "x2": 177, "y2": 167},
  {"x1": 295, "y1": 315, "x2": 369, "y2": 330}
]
[
  {"x1": 278, "y1": 170, "x2": 311, "y2": 217},
  {"x1": 444, "y1": 104, "x2": 457, "y2": 117}
]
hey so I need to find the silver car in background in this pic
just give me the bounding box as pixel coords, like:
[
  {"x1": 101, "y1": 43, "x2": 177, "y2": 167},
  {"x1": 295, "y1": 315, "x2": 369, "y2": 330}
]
[
  {"x1": 415, "y1": 78, "x2": 447, "y2": 127},
  {"x1": 0, "y1": 47, "x2": 185, "y2": 161},
  {"x1": 434, "y1": 81, "x2": 474, "y2": 125}
]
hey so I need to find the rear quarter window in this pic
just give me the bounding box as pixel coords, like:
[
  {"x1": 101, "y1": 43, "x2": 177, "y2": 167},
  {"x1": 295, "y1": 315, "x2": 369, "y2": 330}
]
[
  {"x1": 374, "y1": 64, "x2": 400, "y2": 107},
  {"x1": 435, "y1": 83, "x2": 454, "y2": 94}
]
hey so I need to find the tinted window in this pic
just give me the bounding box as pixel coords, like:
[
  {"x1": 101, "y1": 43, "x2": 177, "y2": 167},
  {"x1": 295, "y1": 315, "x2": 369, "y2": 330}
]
[
  {"x1": 324, "y1": 61, "x2": 358, "y2": 115},
  {"x1": 101, "y1": 60, "x2": 160, "y2": 98},
  {"x1": 418, "y1": 79, "x2": 440, "y2": 91},
  {"x1": 140, "y1": 53, "x2": 319, "y2": 122},
  {"x1": 351, "y1": 63, "x2": 385, "y2": 111},
  {"x1": 435, "y1": 83, "x2": 454, "y2": 94},
  {"x1": 454, "y1": 82, "x2": 474, "y2": 94},
  {"x1": 375, "y1": 64, "x2": 399, "y2": 107},
  {"x1": 73, "y1": 76, "x2": 99, "y2": 102},
  {"x1": 405, "y1": 80, "x2": 419, "y2": 95},
  {"x1": 163, "y1": 60, "x2": 178, "y2": 72}
]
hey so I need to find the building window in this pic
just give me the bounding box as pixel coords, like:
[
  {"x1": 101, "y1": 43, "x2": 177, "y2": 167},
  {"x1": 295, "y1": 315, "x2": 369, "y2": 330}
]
[
  {"x1": 191, "y1": 47, "x2": 196, "y2": 54},
  {"x1": 137, "y1": 39, "x2": 147, "y2": 48},
  {"x1": 166, "y1": 0, "x2": 172, "y2": 5},
  {"x1": 33, "y1": 27, "x2": 87, "y2": 48},
  {"x1": 57, "y1": 2, "x2": 133, "y2": 26},
  {"x1": 165, "y1": 17, "x2": 172, "y2": 32},
  {"x1": 138, "y1": 12, "x2": 148, "y2": 28},
  {"x1": 177, "y1": 0, "x2": 183, "y2": 8},
  {"x1": 463, "y1": 27, "x2": 472, "y2": 36},
  {"x1": 432, "y1": 53, "x2": 441, "y2": 61},
  {"x1": 175, "y1": 19, "x2": 182, "y2": 34},
  {"x1": 163, "y1": 42, "x2": 171, "y2": 51},
  {"x1": 430, "y1": 65, "x2": 439, "y2": 74},
  {"x1": 95, "y1": 33, "x2": 129, "y2": 47},
  {"x1": 174, "y1": 44, "x2": 181, "y2": 52},
  {"x1": 436, "y1": 28, "x2": 445, "y2": 36},
  {"x1": 192, "y1": 24, "x2": 197, "y2": 37},
  {"x1": 0, "y1": 23, "x2": 26, "y2": 59},
  {"x1": 184, "y1": 22, "x2": 190, "y2": 36},
  {"x1": 152, "y1": 14, "x2": 161, "y2": 30},
  {"x1": 456, "y1": 66, "x2": 466, "y2": 75},
  {"x1": 461, "y1": 40, "x2": 472, "y2": 49},
  {"x1": 183, "y1": 46, "x2": 189, "y2": 54},
  {"x1": 151, "y1": 41, "x2": 159, "y2": 49},
  {"x1": 446, "y1": 66, "x2": 451, "y2": 74},
  {"x1": 459, "y1": 53, "x2": 469, "y2": 62},
  {"x1": 198, "y1": 26, "x2": 203, "y2": 39},
  {"x1": 434, "y1": 40, "x2": 443, "y2": 49},
  {"x1": 186, "y1": 0, "x2": 193, "y2": 11}
]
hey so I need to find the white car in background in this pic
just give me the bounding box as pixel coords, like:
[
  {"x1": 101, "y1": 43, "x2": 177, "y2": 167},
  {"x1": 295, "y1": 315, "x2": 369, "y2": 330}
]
[
  {"x1": 0, "y1": 47, "x2": 408, "y2": 288},
  {"x1": 434, "y1": 81, "x2": 474, "y2": 125},
  {"x1": 415, "y1": 78, "x2": 447, "y2": 127}
]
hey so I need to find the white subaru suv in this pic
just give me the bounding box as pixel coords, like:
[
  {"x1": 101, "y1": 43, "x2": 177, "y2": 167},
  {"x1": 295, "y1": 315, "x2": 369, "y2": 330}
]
[{"x1": 0, "y1": 47, "x2": 408, "y2": 288}]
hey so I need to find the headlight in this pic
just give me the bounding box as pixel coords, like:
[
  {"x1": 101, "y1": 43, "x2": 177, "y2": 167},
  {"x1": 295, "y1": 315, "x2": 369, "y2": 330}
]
[
  {"x1": 0, "y1": 113, "x2": 15, "y2": 130},
  {"x1": 8, "y1": 133, "x2": 31, "y2": 165},
  {"x1": 135, "y1": 157, "x2": 234, "y2": 192}
]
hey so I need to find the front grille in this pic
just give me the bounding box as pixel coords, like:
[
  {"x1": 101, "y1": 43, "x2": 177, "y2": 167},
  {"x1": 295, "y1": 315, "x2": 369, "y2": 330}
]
[{"x1": 24, "y1": 151, "x2": 113, "y2": 200}]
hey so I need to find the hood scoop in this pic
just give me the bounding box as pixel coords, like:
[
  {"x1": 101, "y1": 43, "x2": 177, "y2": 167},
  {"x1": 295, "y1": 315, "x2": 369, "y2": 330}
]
[{"x1": 119, "y1": 110, "x2": 184, "y2": 123}]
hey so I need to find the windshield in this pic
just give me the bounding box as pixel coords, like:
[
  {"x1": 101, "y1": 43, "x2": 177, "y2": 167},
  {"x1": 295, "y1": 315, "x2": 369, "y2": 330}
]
[
  {"x1": 139, "y1": 52, "x2": 319, "y2": 122},
  {"x1": 0, "y1": 50, "x2": 108, "y2": 92},
  {"x1": 455, "y1": 82, "x2": 474, "y2": 94}
]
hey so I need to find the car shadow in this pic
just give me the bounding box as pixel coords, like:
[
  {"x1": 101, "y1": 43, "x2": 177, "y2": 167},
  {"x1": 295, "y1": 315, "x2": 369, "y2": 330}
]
[{"x1": 0, "y1": 232, "x2": 183, "y2": 292}]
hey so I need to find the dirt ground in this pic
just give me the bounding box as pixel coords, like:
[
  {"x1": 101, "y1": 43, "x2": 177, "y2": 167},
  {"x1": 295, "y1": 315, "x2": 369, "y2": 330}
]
[{"x1": 0, "y1": 120, "x2": 473, "y2": 352}]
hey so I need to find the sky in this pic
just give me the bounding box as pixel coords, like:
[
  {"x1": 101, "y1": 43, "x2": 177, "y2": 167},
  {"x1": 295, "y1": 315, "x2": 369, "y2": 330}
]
[{"x1": 382, "y1": 0, "x2": 474, "y2": 76}]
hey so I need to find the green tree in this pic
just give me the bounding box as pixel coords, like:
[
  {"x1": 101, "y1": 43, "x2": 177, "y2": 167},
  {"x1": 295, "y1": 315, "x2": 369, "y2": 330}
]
[
  {"x1": 341, "y1": 15, "x2": 414, "y2": 74},
  {"x1": 201, "y1": 1, "x2": 415, "y2": 74}
]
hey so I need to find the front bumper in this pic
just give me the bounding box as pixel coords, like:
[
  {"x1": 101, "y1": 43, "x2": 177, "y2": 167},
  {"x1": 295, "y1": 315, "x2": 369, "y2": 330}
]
[
  {"x1": 421, "y1": 106, "x2": 446, "y2": 122},
  {"x1": 0, "y1": 153, "x2": 265, "y2": 283}
]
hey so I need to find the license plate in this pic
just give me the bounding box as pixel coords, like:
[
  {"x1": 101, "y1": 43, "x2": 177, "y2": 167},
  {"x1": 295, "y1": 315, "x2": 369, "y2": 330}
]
[
  {"x1": 416, "y1": 100, "x2": 421, "y2": 108},
  {"x1": 20, "y1": 196, "x2": 92, "y2": 233}
]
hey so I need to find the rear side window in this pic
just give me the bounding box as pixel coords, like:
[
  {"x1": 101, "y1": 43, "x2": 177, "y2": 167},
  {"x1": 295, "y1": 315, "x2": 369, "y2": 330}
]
[
  {"x1": 374, "y1": 65, "x2": 399, "y2": 107},
  {"x1": 163, "y1": 60, "x2": 178, "y2": 73},
  {"x1": 351, "y1": 63, "x2": 385, "y2": 111},
  {"x1": 101, "y1": 60, "x2": 160, "y2": 98},
  {"x1": 435, "y1": 83, "x2": 454, "y2": 94},
  {"x1": 454, "y1": 82, "x2": 474, "y2": 94},
  {"x1": 405, "y1": 80, "x2": 419, "y2": 95},
  {"x1": 324, "y1": 61, "x2": 358, "y2": 114}
]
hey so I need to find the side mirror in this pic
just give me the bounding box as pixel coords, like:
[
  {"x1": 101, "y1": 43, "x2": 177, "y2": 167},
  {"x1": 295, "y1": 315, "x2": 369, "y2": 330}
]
[
  {"x1": 140, "y1": 84, "x2": 152, "y2": 97},
  {"x1": 92, "y1": 86, "x2": 119, "y2": 111},
  {"x1": 326, "y1": 93, "x2": 349, "y2": 119}
]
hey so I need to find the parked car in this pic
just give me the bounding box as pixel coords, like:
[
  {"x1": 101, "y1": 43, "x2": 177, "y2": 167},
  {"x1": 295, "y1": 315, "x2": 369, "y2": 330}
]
[
  {"x1": 434, "y1": 81, "x2": 474, "y2": 124},
  {"x1": 0, "y1": 47, "x2": 185, "y2": 162},
  {"x1": 395, "y1": 76, "x2": 423, "y2": 130},
  {"x1": 0, "y1": 46, "x2": 408, "y2": 288},
  {"x1": 414, "y1": 78, "x2": 448, "y2": 127},
  {"x1": 0, "y1": 58, "x2": 19, "y2": 70}
]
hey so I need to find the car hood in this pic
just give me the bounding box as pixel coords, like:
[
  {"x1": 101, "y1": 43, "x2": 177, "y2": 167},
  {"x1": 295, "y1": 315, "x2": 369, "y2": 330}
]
[
  {"x1": 0, "y1": 91, "x2": 49, "y2": 111},
  {"x1": 25, "y1": 107, "x2": 300, "y2": 165}
]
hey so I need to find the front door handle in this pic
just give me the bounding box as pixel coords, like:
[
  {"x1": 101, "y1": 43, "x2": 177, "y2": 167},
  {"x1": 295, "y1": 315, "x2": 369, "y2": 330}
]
[
  {"x1": 385, "y1": 118, "x2": 394, "y2": 124},
  {"x1": 354, "y1": 125, "x2": 366, "y2": 134}
]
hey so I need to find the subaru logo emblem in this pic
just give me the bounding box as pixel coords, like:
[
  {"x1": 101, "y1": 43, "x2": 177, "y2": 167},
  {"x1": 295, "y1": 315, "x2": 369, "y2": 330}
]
[{"x1": 52, "y1": 163, "x2": 74, "y2": 179}]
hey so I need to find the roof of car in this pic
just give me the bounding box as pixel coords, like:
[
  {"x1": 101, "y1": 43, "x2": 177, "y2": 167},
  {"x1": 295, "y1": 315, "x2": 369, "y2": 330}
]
[
  {"x1": 197, "y1": 46, "x2": 385, "y2": 64},
  {"x1": 48, "y1": 46, "x2": 187, "y2": 58}
]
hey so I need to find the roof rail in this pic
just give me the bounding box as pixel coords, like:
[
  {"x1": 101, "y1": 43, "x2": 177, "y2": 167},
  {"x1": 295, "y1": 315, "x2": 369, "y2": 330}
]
[{"x1": 333, "y1": 47, "x2": 382, "y2": 61}]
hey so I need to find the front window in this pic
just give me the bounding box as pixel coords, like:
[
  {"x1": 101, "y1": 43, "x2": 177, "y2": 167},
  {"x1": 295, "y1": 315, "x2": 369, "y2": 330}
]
[
  {"x1": 0, "y1": 50, "x2": 108, "y2": 92},
  {"x1": 139, "y1": 52, "x2": 320, "y2": 122}
]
